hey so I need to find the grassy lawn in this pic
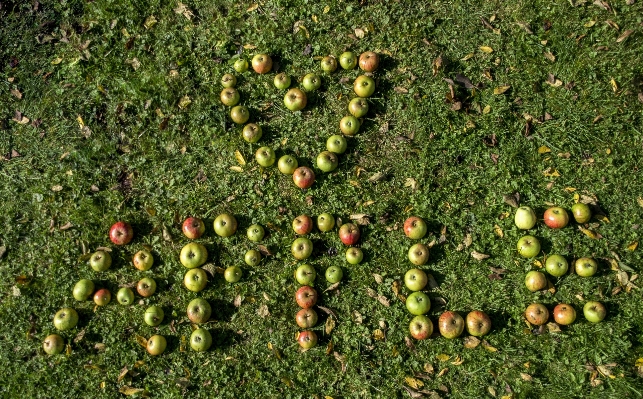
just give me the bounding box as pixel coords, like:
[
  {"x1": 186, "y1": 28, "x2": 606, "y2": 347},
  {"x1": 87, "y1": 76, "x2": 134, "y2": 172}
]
[{"x1": 2, "y1": 0, "x2": 643, "y2": 397}]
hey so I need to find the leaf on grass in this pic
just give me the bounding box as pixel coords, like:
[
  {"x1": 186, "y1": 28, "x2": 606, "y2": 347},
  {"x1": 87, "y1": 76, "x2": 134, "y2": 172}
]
[
  {"x1": 405, "y1": 376, "x2": 425, "y2": 389},
  {"x1": 451, "y1": 356, "x2": 464, "y2": 366},
  {"x1": 616, "y1": 270, "x2": 629, "y2": 286},
  {"x1": 178, "y1": 95, "x2": 191, "y2": 109},
  {"x1": 325, "y1": 317, "x2": 336, "y2": 335},
  {"x1": 144, "y1": 15, "x2": 157, "y2": 29},
  {"x1": 627, "y1": 241, "x2": 638, "y2": 251},
  {"x1": 503, "y1": 192, "x2": 520, "y2": 207},
  {"x1": 368, "y1": 171, "x2": 387, "y2": 182},
  {"x1": 373, "y1": 274, "x2": 383, "y2": 284},
  {"x1": 610, "y1": 79, "x2": 618, "y2": 92},
  {"x1": 482, "y1": 340, "x2": 498, "y2": 352},
  {"x1": 521, "y1": 373, "x2": 533, "y2": 381},
  {"x1": 257, "y1": 304, "x2": 270, "y2": 317},
  {"x1": 546, "y1": 322, "x2": 562, "y2": 333},
  {"x1": 616, "y1": 29, "x2": 634, "y2": 43},
  {"x1": 493, "y1": 85, "x2": 511, "y2": 94},
  {"x1": 578, "y1": 225, "x2": 602, "y2": 239},
  {"x1": 544, "y1": 52, "x2": 556, "y2": 62},
  {"x1": 542, "y1": 167, "x2": 560, "y2": 177},
  {"x1": 234, "y1": 150, "x2": 246, "y2": 166},
  {"x1": 479, "y1": 46, "x2": 494, "y2": 53},
  {"x1": 464, "y1": 336, "x2": 481, "y2": 348},
  {"x1": 366, "y1": 288, "x2": 378, "y2": 298},
  {"x1": 11, "y1": 88, "x2": 22, "y2": 99},
  {"x1": 545, "y1": 74, "x2": 563, "y2": 87},
  {"x1": 516, "y1": 21, "x2": 533, "y2": 34},
  {"x1": 538, "y1": 146, "x2": 551, "y2": 154},
  {"x1": 318, "y1": 306, "x2": 338, "y2": 319},
  {"x1": 403, "y1": 386, "x2": 424, "y2": 399},
  {"x1": 229, "y1": 166, "x2": 243, "y2": 172},
  {"x1": 461, "y1": 52, "x2": 474, "y2": 61},
  {"x1": 373, "y1": 329, "x2": 385, "y2": 341},
  {"x1": 471, "y1": 251, "x2": 490, "y2": 261},
  {"x1": 493, "y1": 224, "x2": 504, "y2": 238},
  {"x1": 436, "y1": 354, "x2": 451, "y2": 362},
  {"x1": 377, "y1": 295, "x2": 390, "y2": 307},
  {"x1": 354, "y1": 28, "x2": 365, "y2": 38},
  {"x1": 437, "y1": 368, "x2": 449, "y2": 377},
  {"x1": 246, "y1": 3, "x2": 258, "y2": 12},
  {"x1": 432, "y1": 55, "x2": 444, "y2": 76},
  {"x1": 174, "y1": 2, "x2": 194, "y2": 19},
  {"x1": 119, "y1": 387, "x2": 145, "y2": 396},
  {"x1": 324, "y1": 282, "x2": 340, "y2": 293}
]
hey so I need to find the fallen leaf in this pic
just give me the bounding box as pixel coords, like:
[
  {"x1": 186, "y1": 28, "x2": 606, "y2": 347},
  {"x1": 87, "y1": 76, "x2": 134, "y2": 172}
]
[
  {"x1": 471, "y1": 251, "x2": 490, "y2": 261},
  {"x1": 494, "y1": 85, "x2": 511, "y2": 94},
  {"x1": 373, "y1": 329, "x2": 385, "y2": 340},
  {"x1": 405, "y1": 377, "x2": 425, "y2": 389},
  {"x1": 516, "y1": 21, "x2": 533, "y2": 34},
  {"x1": 543, "y1": 167, "x2": 560, "y2": 177},
  {"x1": 493, "y1": 224, "x2": 504, "y2": 238},
  {"x1": 546, "y1": 322, "x2": 562, "y2": 333},
  {"x1": 325, "y1": 317, "x2": 336, "y2": 335},
  {"x1": 610, "y1": 78, "x2": 618, "y2": 92},
  {"x1": 463, "y1": 336, "x2": 481, "y2": 348},
  {"x1": 451, "y1": 356, "x2": 464, "y2": 366},
  {"x1": 480, "y1": 46, "x2": 494, "y2": 53},
  {"x1": 257, "y1": 304, "x2": 270, "y2": 317},
  {"x1": 627, "y1": 241, "x2": 638, "y2": 251},
  {"x1": 135, "y1": 335, "x2": 148, "y2": 348},
  {"x1": 538, "y1": 146, "x2": 551, "y2": 154},
  {"x1": 178, "y1": 95, "x2": 191, "y2": 109},
  {"x1": 544, "y1": 52, "x2": 556, "y2": 62},
  {"x1": 246, "y1": 3, "x2": 258, "y2": 11},
  {"x1": 432, "y1": 55, "x2": 443, "y2": 76},
  {"x1": 10, "y1": 88, "x2": 22, "y2": 99},
  {"x1": 119, "y1": 387, "x2": 145, "y2": 396},
  {"x1": 481, "y1": 340, "x2": 498, "y2": 352},
  {"x1": 403, "y1": 386, "x2": 423, "y2": 398},
  {"x1": 578, "y1": 225, "x2": 602, "y2": 239},
  {"x1": 233, "y1": 295, "x2": 243, "y2": 307},
  {"x1": 520, "y1": 373, "x2": 533, "y2": 381},
  {"x1": 324, "y1": 282, "x2": 340, "y2": 293},
  {"x1": 436, "y1": 354, "x2": 450, "y2": 362},
  {"x1": 354, "y1": 28, "x2": 365, "y2": 38},
  {"x1": 377, "y1": 295, "x2": 390, "y2": 307}
]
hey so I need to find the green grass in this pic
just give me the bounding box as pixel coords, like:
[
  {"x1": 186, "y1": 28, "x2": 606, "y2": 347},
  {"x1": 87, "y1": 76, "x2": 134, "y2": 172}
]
[{"x1": 1, "y1": 0, "x2": 643, "y2": 397}]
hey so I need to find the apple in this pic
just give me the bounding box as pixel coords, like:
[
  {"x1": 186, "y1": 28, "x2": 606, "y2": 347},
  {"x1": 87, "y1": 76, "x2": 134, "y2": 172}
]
[
  {"x1": 182, "y1": 217, "x2": 205, "y2": 239},
  {"x1": 184, "y1": 268, "x2": 208, "y2": 292},
  {"x1": 293, "y1": 215, "x2": 314, "y2": 235},
  {"x1": 294, "y1": 264, "x2": 316, "y2": 285},
  {"x1": 292, "y1": 166, "x2": 315, "y2": 189},
  {"x1": 317, "y1": 213, "x2": 335, "y2": 232},
  {"x1": 571, "y1": 203, "x2": 592, "y2": 223},
  {"x1": 524, "y1": 271, "x2": 547, "y2": 292},
  {"x1": 233, "y1": 58, "x2": 248, "y2": 73},
  {"x1": 109, "y1": 221, "x2": 133, "y2": 245},
  {"x1": 302, "y1": 73, "x2": 321, "y2": 92},
  {"x1": 242, "y1": 123, "x2": 263, "y2": 143},
  {"x1": 278, "y1": 155, "x2": 298, "y2": 174},
  {"x1": 359, "y1": 51, "x2": 380, "y2": 72},
  {"x1": 409, "y1": 315, "x2": 433, "y2": 340},
  {"x1": 583, "y1": 301, "x2": 607, "y2": 323},
  {"x1": 404, "y1": 268, "x2": 428, "y2": 292},
  {"x1": 408, "y1": 243, "x2": 429, "y2": 266},
  {"x1": 553, "y1": 303, "x2": 576, "y2": 325},
  {"x1": 348, "y1": 97, "x2": 369, "y2": 118},
  {"x1": 274, "y1": 73, "x2": 291, "y2": 89},
  {"x1": 466, "y1": 311, "x2": 492, "y2": 337},
  {"x1": 221, "y1": 73, "x2": 236, "y2": 88},
  {"x1": 291, "y1": 237, "x2": 313, "y2": 260},
  {"x1": 404, "y1": 217, "x2": 427, "y2": 239},
  {"x1": 247, "y1": 224, "x2": 265, "y2": 242},
  {"x1": 338, "y1": 223, "x2": 360, "y2": 246},
  {"x1": 524, "y1": 303, "x2": 549, "y2": 325},
  {"x1": 543, "y1": 207, "x2": 569, "y2": 229},
  {"x1": 346, "y1": 247, "x2": 363, "y2": 264},
  {"x1": 284, "y1": 88, "x2": 307, "y2": 111},
  {"x1": 545, "y1": 254, "x2": 568, "y2": 277},
  {"x1": 89, "y1": 250, "x2": 112, "y2": 272},
  {"x1": 316, "y1": 151, "x2": 339, "y2": 172},
  {"x1": 224, "y1": 266, "x2": 242, "y2": 283},
  {"x1": 575, "y1": 257, "x2": 598, "y2": 277},
  {"x1": 320, "y1": 56, "x2": 338, "y2": 73},
  {"x1": 72, "y1": 279, "x2": 94, "y2": 301},
  {"x1": 326, "y1": 135, "x2": 347, "y2": 154},
  {"x1": 43, "y1": 334, "x2": 64, "y2": 355},
  {"x1": 244, "y1": 249, "x2": 262, "y2": 266},
  {"x1": 295, "y1": 286, "x2": 318, "y2": 309},
  {"x1": 146, "y1": 335, "x2": 166, "y2": 356},
  {"x1": 144, "y1": 305, "x2": 164, "y2": 327},
  {"x1": 339, "y1": 51, "x2": 357, "y2": 70},
  {"x1": 339, "y1": 116, "x2": 360, "y2": 136},
  {"x1": 213, "y1": 213, "x2": 238, "y2": 237},
  {"x1": 406, "y1": 292, "x2": 431, "y2": 315},
  {"x1": 190, "y1": 328, "x2": 212, "y2": 352},
  {"x1": 133, "y1": 249, "x2": 154, "y2": 271},
  {"x1": 220, "y1": 87, "x2": 240, "y2": 106},
  {"x1": 325, "y1": 266, "x2": 343, "y2": 283},
  {"x1": 438, "y1": 311, "x2": 465, "y2": 339},
  {"x1": 180, "y1": 242, "x2": 208, "y2": 269},
  {"x1": 353, "y1": 75, "x2": 376, "y2": 98},
  {"x1": 187, "y1": 298, "x2": 212, "y2": 324},
  {"x1": 93, "y1": 288, "x2": 111, "y2": 306},
  {"x1": 230, "y1": 105, "x2": 250, "y2": 124},
  {"x1": 514, "y1": 206, "x2": 537, "y2": 230},
  {"x1": 251, "y1": 53, "x2": 272, "y2": 74},
  {"x1": 296, "y1": 308, "x2": 318, "y2": 328},
  {"x1": 517, "y1": 235, "x2": 541, "y2": 258},
  {"x1": 137, "y1": 277, "x2": 156, "y2": 297},
  {"x1": 117, "y1": 287, "x2": 135, "y2": 305},
  {"x1": 255, "y1": 146, "x2": 276, "y2": 167},
  {"x1": 298, "y1": 330, "x2": 318, "y2": 349},
  {"x1": 53, "y1": 308, "x2": 79, "y2": 331}
]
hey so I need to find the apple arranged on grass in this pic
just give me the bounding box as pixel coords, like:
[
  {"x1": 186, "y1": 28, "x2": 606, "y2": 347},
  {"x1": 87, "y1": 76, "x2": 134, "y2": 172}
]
[
  {"x1": 187, "y1": 298, "x2": 212, "y2": 324},
  {"x1": 244, "y1": 249, "x2": 262, "y2": 266},
  {"x1": 348, "y1": 97, "x2": 369, "y2": 118},
  {"x1": 182, "y1": 217, "x2": 205, "y2": 239},
  {"x1": 296, "y1": 308, "x2": 318, "y2": 328},
  {"x1": 545, "y1": 254, "x2": 568, "y2": 277},
  {"x1": 317, "y1": 213, "x2": 335, "y2": 232},
  {"x1": 53, "y1": 308, "x2": 79, "y2": 331},
  {"x1": 359, "y1": 51, "x2": 380, "y2": 72},
  {"x1": 247, "y1": 224, "x2": 265, "y2": 242},
  {"x1": 575, "y1": 257, "x2": 598, "y2": 277},
  {"x1": 514, "y1": 206, "x2": 537, "y2": 230},
  {"x1": 339, "y1": 51, "x2": 357, "y2": 70},
  {"x1": 543, "y1": 206, "x2": 569, "y2": 229},
  {"x1": 524, "y1": 270, "x2": 548, "y2": 292},
  {"x1": 251, "y1": 53, "x2": 272, "y2": 74},
  {"x1": 230, "y1": 105, "x2": 249, "y2": 124},
  {"x1": 233, "y1": 58, "x2": 249, "y2": 73},
  {"x1": 73, "y1": 279, "x2": 95, "y2": 301},
  {"x1": 466, "y1": 311, "x2": 492, "y2": 337},
  {"x1": 354, "y1": 75, "x2": 376, "y2": 98},
  {"x1": 409, "y1": 315, "x2": 433, "y2": 340},
  {"x1": 553, "y1": 304, "x2": 576, "y2": 325},
  {"x1": 302, "y1": 73, "x2": 321, "y2": 91},
  {"x1": 298, "y1": 330, "x2": 318, "y2": 349},
  {"x1": 295, "y1": 286, "x2": 318, "y2": 309},
  {"x1": 320, "y1": 56, "x2": 338, "y2": 73},
  {"x1": 284, "y1": 88, "x2": 307, "y2": 111},
  {"x1": 525, "y1": 303, "x2": 549, "y2": 326},
  {"x1": 213, "y1": 213, "x2": 238, "y2": 237},
  {"x1": 110, "y1": 221, "x2": 133, "y2": 245},
  {"x1": 583, "y1": 301, "x2": 606, "y2": 323},
  {"x1": 339, "y1": 115, "x2": 360, "y2": 136},
  {"x1": 294, "y1": 264, "x2": 316, "y2": 286},
  {"x1": 292, "y1": 166, "x2": 315, "y2": 189},
  {"x1": 438, "y1": 311, "x2": 465, "y2": 339},
  {"x1": 190, "y1": 328, "x2": 212, "y2": 352},
  {"x1": 133, "y1": 249, "x2": 154, "y2": 271},
  {"x1": 117, "y1": 287, "x2": 135, "y2": 305},
  {"x1": 339, "y1": 223, "x2": 360, "y2": 245},
  {"x1": 408, "y1": 243, "x2": 429, "y2": 266},
  {"x1": 93, "y1": 288, "x2": 111, "y2": 306},
  {"x1": 571, "y1": 203, "x2": 592, "y2": 224},
  {"x1": 404, "y1": 216, "x2": 427, "y2": 239},
  {"x1": 292, "y1": 237, "x2": 313, "y2": 260},
  {"x1": 404, "y1": 268, "x2": 428, "y2": 292},
  {"x1": 274, "y1": 73, "x2": 291, "y2": 90},
  {"x1": 242, "y1": 123, "x2": 262, "y2": 143},
  {"x1": 224, "y1": 266, "x2": 242, "y2": 283},
  {"x1": 89, "y1": 250, "x2": 112, "y2": 272},
  {"x1": 146, "y1": 335, "x2": 166, "y2": 356},
  {"x1": 255, "y1": 146, "x2": 276, "y2": 167},
  {"x1": 406, "y1": 292, "x2": 431, "y2": 315},
  {"x1": 137, "y1": 277, "x2": 156, "y2": 297},
  {"x1": 43, "y1": 334, "x2": 64, "y2": 355},
  {"x1": 220, "y1": 87, "x2": 240, "y2": 106},
  {"x1": 326, "y1": 135, "x2": 347, "y2": 154},
  {"x1": 221, "y1": 73, "x2": 236, "y2": 88},
  {"x1": 325, "y1": 266, "x2": 343, "y2": 283},
  {"x1": 293, "y1": 215, "x2": 313, "y2": 235},
  {"x1": 144, "y1": 305, "x2": 164, "y2": 327},
  {"x1": 180, "y1": 242, "x2": 208, "y2": 269},
  {"x1": 184, "y1": 268, "x2": 208, "y2": 292},
  {"x1": 317, "y1": 151, "x2": 339, "y2": 172},
  {"x1": 346, "y1": 247, "x2": 364, "y2": 264},
  {"x1": 278, "y1": 155, "x2": 298, "y2": 174},
  {"x1": 517, "y1": 235, "x2": 541, "y2": 258}
]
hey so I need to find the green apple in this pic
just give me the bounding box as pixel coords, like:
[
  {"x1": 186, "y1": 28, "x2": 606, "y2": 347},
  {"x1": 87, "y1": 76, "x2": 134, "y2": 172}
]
[
  {"x1": 230, "y1": 105, "x2": 249, "y2": 124},
  {"x1": 255, "y1": 146, "x2": 276, "y2": 167},
  {"x1": 43, "y1": 334, "x2": 64, "y2": 355},
  {"x1": 180, "y1": 242, "x2": 208, "y2": 269},
  {"x1": 517, "y1": 235, "x2": 541, "y2": 258},
  {"x1": 187, "y1": 298, "x2": 212, "y2": 324},
  {"x1": 294, "y1": 264, "x2": 316, "y2": 285},
  {"x1": 277, "y1": 155, "x2": 298, "y2": 174},
  {"x1": 117, "y1": 287, "x2": 135, "y2": 305},
  {"x1": 233, "y1": 59, "x2": 249, "y2": 73},
  {"x1": 242, "y1": 123, "x2": 262, "y2": 143},
  {"x1": 244, "y1": 249, "x2": 262, "y2": 266},
  {"x1": 345, "y1": 247, "x2": 363, "y2": 264},
  {"x1": 144, "y1": 306, "x2": 164, "y2": 327},
  {"x1": 583, "y1": 301, "x2": 606, "y2": 323},
  {"x1": 316, "y1": 151, "x2": 339, "y2": 172},
  {"x1": 220, "y1": 87, "x2": 240, "y2": 106},
  {"x1": 326, "y1": 135, "x2": 348, "y2": 154},
  {"x1": 184, "y1": 268, "x2": 208, "y2": 292},
  {"x1": 302, "y1": 73, "x2": 321, "y2": 91},
  {"x1": 190, "y1": 328, "x2": 212, "y2": 351},
  {"x1": 53, "y1": 308, "x2": 79, "y2": 331},
  {"x1": 404, "y1": 216, "x2": 427, "y2": 239},
  {"x1": 524, "y1": 271, "x2": 547, "y2": 292},
  {"x1": 514, "y1": 206, "x2": 537, "y2": 230},
  {"x1": 137, "y1": 277, "x2": 156, "y2": 297},
  {"x1": 404, "y1": 268, "x2": 428, "y2": 291},
  {"x1": 221, "y1": 73, "x2": 236, "y2": 88},
  {"x1": 89, "y1": 250, "x2": 112, "y2": 272},
  {"x1": 72, "y1": 279, "x2": 94, "y2": 301},
  {"x1": 291, "y1": 237, "x2": 313, "y2": 260},
  {"x1": 408, "y1": 243, "x2": 429, "y2": 265},
  {"x1": 284, "y1": 88, "x2": 307, "y2": 111},
  {"x1": 274, "y1": 73, "x2": 291, "y2": 89},
  {"x1": 317, "y1": 213, "x2": 335, "y2": 232},
  {"x1": 545, "y1": 254, "x2": 568, "y2": 277},
  {"x1": 224, "y1": 266, "x2": 242, "y2": 283},
  {"x1": 146, "y1": 335, "x2": 166, "y2": 356},
  {"x1": 406, "y1": 292, "x2": 431, "y2": 315},
  {"x1": 132, "y1": 249, "x2": 154, "y2": 271},
  {"x1": 353, "y1": 75, "x2": 375, "y2": 97},
  {"x1": 348, "y1": 97, "x2": 369, "y2": 118},
  {"x1": 575, "y1": 257, "x2": 598, "y2": 277},
  {"x1": 339, "y1": 115, "x2": 360, "y2": 136},
  {"x1": 320, "y1": 56, "x2": 337, "y2": 73},
  {"x1": 213, "y1": 213, "x2": 238, "y2": 237},
  {"x1": 339, "y1": 51, "x2": 357, "y2": 70},
  {"x1": 247, "y1": 224, "x2": 265, "y2": 242},
  {"x1": 571, "y1": 203, "x2": 592, "y2": 224},
  {"x1": 325, "y1": 266, "x2": 343, "y2": 283}
]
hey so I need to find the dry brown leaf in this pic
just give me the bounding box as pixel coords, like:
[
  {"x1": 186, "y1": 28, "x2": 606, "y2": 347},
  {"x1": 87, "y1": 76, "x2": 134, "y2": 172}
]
[
  {"x1": 324, "y1": 282, "x2": 340, "y2": 293},
  {"x1": 520, "y1": 373, "x2": 533, "y2": 381},
  {"x1": 463, "y1": 336, "x2": 481, "y2": 349},
  {"x1": 471, "y1": 251, "x2": 490, "y2": 261},
  {"x1": 377, "y1": 295, "x2": 390, "y2": 307},
  {"x1": 432, "y1": 55, "x2": 443, "y2": 76},
  {"x1": 233, "y1": 295, "x2": 243, "y2": 307},
  {"x1": 451, "y1": 356, "x2": 464, "y2": 366},
  {"x1": 257, "y1": 304, "x2": 270, "y2": 318},
  {"x1": 403, "y1": 386, "x2": 424, "y2": 399},
  {"x1": 373, "y1": 329, "x2": 385, "y2": 341},
  {"x1": 546, "y1": 322, "x2": 562, "y2": 333},
  {"x1": 325, "y1": 317, "x2": 336, "y2": 335},
  {"x1": 544, "y1": 52, "x2": 556, "y2": 62},
  {"x1": 493, "y1": 224, "x2": 504, "y2": 238},
  {"x1": 373, "y1": 274, "x2": 383, "y2": 284}
]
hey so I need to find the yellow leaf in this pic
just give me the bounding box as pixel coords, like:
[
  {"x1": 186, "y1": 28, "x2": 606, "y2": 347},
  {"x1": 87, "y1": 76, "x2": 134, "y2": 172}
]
[
  {"x1": 564, "y1": 187, "x2": 576, "y2": 193},
  {"x1": 542, "y1": 167, "x2": 560, "y2": 177},
  {"x1": 606, "y1": 148, "x2": 611, "y2": 155},
  {"x1": 521, "y1": 373, "x2": 533, "y2": 381},
  {"x1": 246, "y1": 3, "x2": 258, "y2": 12},
  {"x1": 494, "y1": 85, "x2": 511, "y2": 94},
  {"x1": 135, "y1": 335, "x2": 148, "y2": 348},
  {"x1": 578, "y1": 226, "x2": 601, "y2": 239},
  {"x1": 76, "y1": 115, "x2": 85, "y2": 128},
  {"x1": 482, "y1": 340, "x2": 498, "y2": 352},
  {"x1": 461, "y1": 53, "x2": 474, "y2": 61},
  {"x1": 311, "y1": 15, "x2": 317, "y2": 23},
  {"x1": 493, "y1": 224, "x2": 504, "y2": 238},
  {"x1": 234, "y1": 150, "x2": 246, "y2": 166},
  {"x1": 451, "y1": 355, "x2": 464, "y2": 365},
  {"x1": 437, "y1": 368, "x2": 449, "y2": 377},
  {"x1": 373, "y1": 329, "x2": 385, "y2": 340},
  {"x1": 323, "y1": 5, "x2": 330, "y2": 13},
  {"x1": 51, "y1": 57, "x2": 63, "y2": 65},
  {"x1": 178, "y1": 95, "x2": 191, "y2": 109},
  {"x1": 610, "y1": 78, "x2": 618, "y2": 92},
  {"x1": 480, "y1": 46, "x2": 494, "y2": 53},
  {"x1": 463, "y1": 336, "x2": 481, "y2": 348},
  {"x1": 243, "y1": 44, "x2": 257, "y2": 49},
  {"x1": 638, "y1": 198, "x2": 643, "y2": 208},
  {"x1": 119, "y1": 387, "x2": 145, "y2": 396},
  {"x1": 635, "y1": 358, "x2": 643, "y2": 367},
  {"x1": 483, "y1": 105, "x2": 491, "y2": 114},
  {"x1": 405, "y1": 376, "x2": 424, "y2": 389},
  {"x1": 574, "y1": 193, "x2": 580, "y2": 203},
  {"x1": 349, "y1": 180, "x2": 360, "y2": 187},
  {"x1": 436, "y1": 354, "x2": 450, "y2": 362},
  {"x1": 609, "y1": 259, "x2": 619, "y2": 271},
  {"x1": 628, "y1": 241, "x2": 638, "y2": 251},
  {"x1": 595, "y1": 214, "x2": 610, "y2": 223},
  {"x1": 229, "y1": 166, "x2": 243, "y2": 172},
  {"x1": 325, "y1": 317, "x2": 336, "y2": 335},
  {"x1": 584, "y1": 20, "x2": 596, "y2": 27}
]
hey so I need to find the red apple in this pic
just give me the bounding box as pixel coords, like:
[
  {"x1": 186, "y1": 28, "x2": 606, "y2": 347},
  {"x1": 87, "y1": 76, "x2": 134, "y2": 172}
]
[
  {"x1": 465, "y1": 311, "x2": 492, "y2": 337},
  {"x1": 438, "y1": 311, "x2": 465, "y2": 339},
  {"x1": 525, "y1": 303, "x2": 549, "y2": 326},
  {"x1": 292, "y1": 215, "x2": 313, "y2": 235},
  {"x1": 109, "y1": 221, "x2": 133, "y2": 245},
  {"x1": 182, "y1": 217, "x2": 205, "y2": 239},
  {"x1": 359, "y1": 51, "x2": 380, "y2": 72},
  {"x1": 409, "y1": 315, "x2": 433, "y2": 340},
  {"x1": 251, "y1": 53, "x2": 272, "y2": 74},
  {"x1": 543, "y1": 207, "x2": 569, "y2": 229},
  {"x1": 553, "y1": 304, "x2": 576, "y2": 325},
  {"x1": 524, "y1": 270, "x2": 548, "y2": 292},
  {"x1": 338, "y1": 223, "x2": 360, "y2": 245},
  {"x1": 295, "y1": 308, "x2": 318, "y2": 328},
  {"x1": 295, "y1": 286, "x2": 318, "y2": 309},
  {"x1": 292, "y1": 166, "x2": 315, "y2": 189},
  {"x1": 297, "y1": 330, "x2": 318, "y2": 349},
  {"x1": 93, "y1": 288, "x2": 111, "y2": 306},
  {"x1": 404, "y1": 216, "x2": 427, "y2": 239}
]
